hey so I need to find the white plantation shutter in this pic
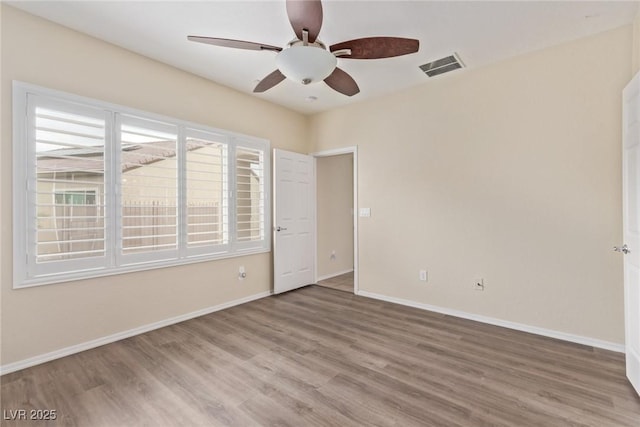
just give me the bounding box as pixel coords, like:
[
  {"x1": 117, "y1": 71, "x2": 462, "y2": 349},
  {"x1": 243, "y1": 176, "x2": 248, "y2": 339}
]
[
  {"x1": 118, "y1": 115, "x2": 179, "y2": 264},
  {"x1": 14, "y1": 83, "x2": 270, "y2": 287},
  {"x1": 235, "y1": 142, "x2": 267, "y2": 251},
  {"x1": 28, "y1": 95, "x2": 108, "y2": 277},
  {"x1": 185, "y1": 129, "x2": 229, "y2": 256}
]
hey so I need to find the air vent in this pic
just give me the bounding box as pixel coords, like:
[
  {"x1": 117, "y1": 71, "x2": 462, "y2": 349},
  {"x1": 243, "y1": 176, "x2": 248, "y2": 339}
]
[{"x1": 419, "y1": 53, "x2": 465, "y2": 77}]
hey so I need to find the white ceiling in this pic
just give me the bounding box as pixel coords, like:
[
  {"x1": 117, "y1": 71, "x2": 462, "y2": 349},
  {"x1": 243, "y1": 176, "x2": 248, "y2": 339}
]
[{"x1": 9, "y1": 1, "x2": 639, "y2": 114}]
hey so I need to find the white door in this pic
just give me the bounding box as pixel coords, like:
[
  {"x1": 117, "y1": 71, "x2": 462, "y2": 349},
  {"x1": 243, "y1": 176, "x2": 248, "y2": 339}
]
[
  {"x1": 622, "y1": 73, "x2": 640, "y2": 397},
  {"x1": 273, "y1": 149, "x2": 315, "y2": 294}
]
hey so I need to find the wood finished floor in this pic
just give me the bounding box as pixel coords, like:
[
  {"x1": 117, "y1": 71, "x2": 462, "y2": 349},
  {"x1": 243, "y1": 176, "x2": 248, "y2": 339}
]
[
  {"x1": 317, "y1": 271, "x2": 354, "y2": 293},
  {"x1": 2, "y1": 286, "x2": 640, "y2": 426}
]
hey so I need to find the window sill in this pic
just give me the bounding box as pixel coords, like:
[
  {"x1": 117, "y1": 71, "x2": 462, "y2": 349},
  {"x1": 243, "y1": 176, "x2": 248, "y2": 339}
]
[{"x1": 14, "y1": 248, "x2": 271, "y2": 289}]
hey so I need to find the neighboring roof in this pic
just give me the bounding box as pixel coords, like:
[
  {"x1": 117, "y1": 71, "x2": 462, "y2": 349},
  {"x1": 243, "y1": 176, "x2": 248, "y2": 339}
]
[{"x1": 37, "y1": 140, "x2": 207, "y2": 174}]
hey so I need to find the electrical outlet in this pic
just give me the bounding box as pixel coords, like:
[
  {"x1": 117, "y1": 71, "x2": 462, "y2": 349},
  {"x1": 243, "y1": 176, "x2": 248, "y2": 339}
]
[
  {"x1": 239, "y1": 266, "x2": 246, "y2": 280},
  {"x1": 330, "y1": 250, "x2": 336, "y2": 260},
  {"x1": 419, "y1": 270, "x2": 428, "y2": 282},
  {"x1": 474, "y1": 278, "x2": 484, "y2": 291}
]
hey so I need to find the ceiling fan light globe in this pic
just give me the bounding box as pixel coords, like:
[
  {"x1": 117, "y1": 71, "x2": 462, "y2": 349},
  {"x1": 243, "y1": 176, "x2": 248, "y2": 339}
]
[{"x1": 276, "y1": 45, "x2": 337, "y2": 85}]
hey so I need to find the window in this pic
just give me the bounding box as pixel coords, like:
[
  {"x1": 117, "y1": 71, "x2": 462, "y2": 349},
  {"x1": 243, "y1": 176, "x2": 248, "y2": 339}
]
[
  {"x1": 31, "y1": 99, "x2": 107, "y2": 273},
  {"x1": 13, "y1": 82, "x2": 270, "y2": 287},
  {"x1": 119, "y1": 115, "x2": 179, "y2": 262},
  {"x1": 236, "y1": 146, "x2": 265, "y2": 247},
  {"x1": 185, "y1": 129, "x2": 228, "y2": 256}
]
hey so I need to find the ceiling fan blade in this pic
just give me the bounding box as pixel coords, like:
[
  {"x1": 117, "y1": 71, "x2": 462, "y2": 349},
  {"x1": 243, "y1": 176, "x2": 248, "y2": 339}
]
[
  {"x1": 286, "y1": 0, "x2": 323, "y2": 43},
  {"x1": 253, "y1": 70, "x2": 287, "y2": 93},
  {"x1": 330, "y1": 37, "x2": 419, "y2": 59},
  {"x1": 188, "y1": 36, "x2": 282, "y2": 52},
  {"x1": 324, "y1": 68, "x2": 360, "y2": 97}
]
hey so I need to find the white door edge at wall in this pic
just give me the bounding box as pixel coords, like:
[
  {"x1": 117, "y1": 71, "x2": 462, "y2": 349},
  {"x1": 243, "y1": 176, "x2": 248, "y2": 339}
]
[{"x1": 621, "y1": 72, "x2": 640, "y2": 397}]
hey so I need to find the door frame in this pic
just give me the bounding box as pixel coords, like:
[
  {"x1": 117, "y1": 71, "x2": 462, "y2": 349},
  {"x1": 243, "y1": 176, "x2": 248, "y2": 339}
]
[{"x1": 311, "y1": 146, "x2": 359, "y2": 294}]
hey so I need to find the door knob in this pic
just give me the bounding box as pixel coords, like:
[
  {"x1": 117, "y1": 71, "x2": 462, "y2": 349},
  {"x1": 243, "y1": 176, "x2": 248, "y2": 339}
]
[
  {"x1": 614, "y1": 244, "x2": 631, "y2": 254},
  {"x1": 276, "y1": 226, "x2": 288, "y2": 232}
]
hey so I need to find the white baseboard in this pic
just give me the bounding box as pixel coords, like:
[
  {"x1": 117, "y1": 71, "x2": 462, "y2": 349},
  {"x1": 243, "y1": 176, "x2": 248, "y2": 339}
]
[
  {"x1": 2, "y1": 288, "x2": 624, "y2": 376},
  {"x1": 0, "y1": 291, "x2": 272, "y2": 376},
  {"x1": 357, "y1": 290, "x2": 625, "y2": 353},
  {"x1": 316, "y1": 269, "x2": 354, "y2": 282}
]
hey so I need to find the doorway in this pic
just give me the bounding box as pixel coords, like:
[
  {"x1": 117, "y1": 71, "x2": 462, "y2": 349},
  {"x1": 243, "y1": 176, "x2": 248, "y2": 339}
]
[{"x1": 313, "y1": 147, "x2": 358, "y2": 294}]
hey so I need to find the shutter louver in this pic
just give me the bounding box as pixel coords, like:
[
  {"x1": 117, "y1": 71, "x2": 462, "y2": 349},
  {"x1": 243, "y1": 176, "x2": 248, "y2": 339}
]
[
  {"x1": 34, "y1": 104, "x2": 106, "y2": 263},
  {"x1": 186, "y1": 130, "x2": 229, "y2": 254},
  {"x1": 120, "y1": 116, "x2": 178, "y2": 257},
  {"x1": 236, "y1": 146, "x2": 265, "y2": 246}
]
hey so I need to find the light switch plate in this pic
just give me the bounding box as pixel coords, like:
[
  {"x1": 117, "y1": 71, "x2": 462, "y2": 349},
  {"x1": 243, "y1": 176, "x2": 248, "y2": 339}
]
[{"x1": 359, "y1": 208, "x2": 371, "y2": 217}]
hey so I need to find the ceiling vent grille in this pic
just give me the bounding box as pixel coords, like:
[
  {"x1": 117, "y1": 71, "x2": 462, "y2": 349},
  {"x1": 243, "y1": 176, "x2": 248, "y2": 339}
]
[{"x1": 419, "y1": 53, "x2": 464, "y2": 77}]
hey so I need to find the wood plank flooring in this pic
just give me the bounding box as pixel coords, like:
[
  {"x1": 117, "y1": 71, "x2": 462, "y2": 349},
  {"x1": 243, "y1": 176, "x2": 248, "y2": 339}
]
[
  {"x1": 2, "y1": 285, "x2": 639, "y2": 426},
  {"x1": 317, "y1": 271, "x2": 354, "y2": 293}
]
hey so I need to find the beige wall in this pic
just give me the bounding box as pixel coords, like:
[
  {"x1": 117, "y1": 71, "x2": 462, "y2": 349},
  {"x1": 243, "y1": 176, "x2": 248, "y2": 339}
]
[
  {"x1": 310, "y1": 25, "x2": 632, "y2": 344},
  {"x1": 316, "y1": 154, "x2": 354, "y2": 278},
  {"x1": 0, "y1": 6, "x2": 308, "y2": 365},
  {"x1": 633, "y1": 8, "x2": 640, "y2": 74}
]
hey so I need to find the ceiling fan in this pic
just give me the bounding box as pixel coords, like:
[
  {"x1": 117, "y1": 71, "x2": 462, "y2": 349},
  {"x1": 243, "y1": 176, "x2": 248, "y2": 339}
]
[{"x1": 187, "y1": 0, "x2": 419, "y2": 97}]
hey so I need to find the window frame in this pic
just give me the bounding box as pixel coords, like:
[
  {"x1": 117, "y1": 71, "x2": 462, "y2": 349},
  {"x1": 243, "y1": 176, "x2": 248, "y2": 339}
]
[{"x1": 13, "y1": 81, "x2": 271, "y2": 289}]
